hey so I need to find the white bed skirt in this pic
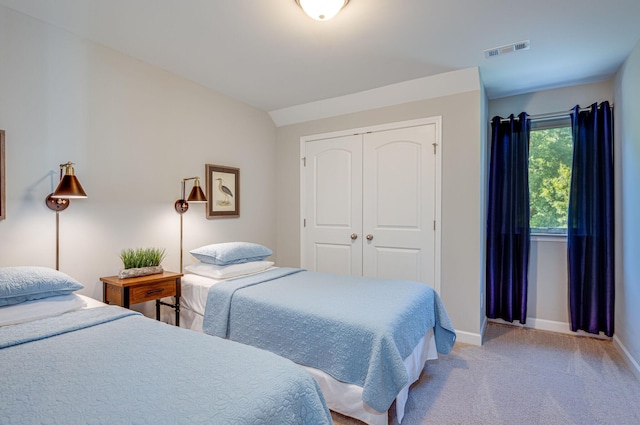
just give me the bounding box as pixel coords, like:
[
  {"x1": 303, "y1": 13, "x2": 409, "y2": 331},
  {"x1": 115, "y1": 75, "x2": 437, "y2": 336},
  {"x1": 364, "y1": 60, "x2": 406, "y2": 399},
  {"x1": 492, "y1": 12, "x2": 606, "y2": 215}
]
[{"x1": 167, "y1": 305, "x2": 438, "y2": 425}]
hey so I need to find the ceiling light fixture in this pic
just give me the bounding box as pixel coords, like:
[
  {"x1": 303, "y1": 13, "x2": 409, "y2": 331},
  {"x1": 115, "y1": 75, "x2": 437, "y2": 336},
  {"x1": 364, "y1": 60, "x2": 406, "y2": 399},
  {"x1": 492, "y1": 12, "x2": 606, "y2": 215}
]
[{"x1": 295, "y1": 0, "x2": 349, "y2": 21}]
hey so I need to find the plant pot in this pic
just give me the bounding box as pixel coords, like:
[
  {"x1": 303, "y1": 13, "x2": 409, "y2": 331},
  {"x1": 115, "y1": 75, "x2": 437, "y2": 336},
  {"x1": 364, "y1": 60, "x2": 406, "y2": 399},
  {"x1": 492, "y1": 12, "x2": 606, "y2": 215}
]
[{"x1": 118, "y1": 265, "x2": 163, "y2": 279}]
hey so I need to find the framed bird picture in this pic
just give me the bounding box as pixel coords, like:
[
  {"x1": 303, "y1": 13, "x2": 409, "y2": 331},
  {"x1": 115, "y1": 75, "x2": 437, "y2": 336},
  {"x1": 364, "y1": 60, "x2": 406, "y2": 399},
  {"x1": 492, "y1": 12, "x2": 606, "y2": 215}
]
[{"x1": 205, "y1": 164, "x2": 239, "y2": 218}]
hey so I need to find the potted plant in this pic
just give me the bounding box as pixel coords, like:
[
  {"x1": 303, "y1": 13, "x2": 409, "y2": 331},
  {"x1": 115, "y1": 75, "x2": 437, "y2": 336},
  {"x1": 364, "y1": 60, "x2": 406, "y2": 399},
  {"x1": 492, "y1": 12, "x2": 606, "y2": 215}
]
[{"x1": 118, "y1": 247, "x2": 166, "y2": 278}]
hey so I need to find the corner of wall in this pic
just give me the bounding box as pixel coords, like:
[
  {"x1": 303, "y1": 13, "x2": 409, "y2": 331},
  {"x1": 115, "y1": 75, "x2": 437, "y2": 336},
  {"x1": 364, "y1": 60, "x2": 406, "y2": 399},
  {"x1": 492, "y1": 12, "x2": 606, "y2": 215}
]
[
  {"x1": 454, "y1": 324, "x2": 485, "y2": 346},
  {"x1": 612, "y1": 37, "x2": 640, "y2": 384},
  {"x1": 613, "y1": 336, "x2": 640, "y2": 382}
]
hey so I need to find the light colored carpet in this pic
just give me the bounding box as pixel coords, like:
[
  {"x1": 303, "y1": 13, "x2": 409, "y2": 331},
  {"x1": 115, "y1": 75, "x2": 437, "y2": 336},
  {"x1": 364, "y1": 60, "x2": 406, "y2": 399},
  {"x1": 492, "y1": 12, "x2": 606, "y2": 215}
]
[{"x1": 331, "y1": 323, "x2": 640, "y2": 425}]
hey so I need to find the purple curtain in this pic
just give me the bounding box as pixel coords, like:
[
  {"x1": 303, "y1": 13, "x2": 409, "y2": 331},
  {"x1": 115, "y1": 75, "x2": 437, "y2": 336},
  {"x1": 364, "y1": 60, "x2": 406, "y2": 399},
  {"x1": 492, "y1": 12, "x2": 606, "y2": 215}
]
[
  {"x1": 568, "y1": 102, "x2": 614, "y2": 337},
  {"x1": 486, "y1": 113, "x2": 530, "y2": 323}
]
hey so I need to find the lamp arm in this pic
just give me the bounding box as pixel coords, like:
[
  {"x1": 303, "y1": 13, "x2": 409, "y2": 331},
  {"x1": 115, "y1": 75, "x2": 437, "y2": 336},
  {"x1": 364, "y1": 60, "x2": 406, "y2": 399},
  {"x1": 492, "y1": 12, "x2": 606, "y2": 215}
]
[{"x1": 180, "y1": 177, "x2": 199, "y2": 200}]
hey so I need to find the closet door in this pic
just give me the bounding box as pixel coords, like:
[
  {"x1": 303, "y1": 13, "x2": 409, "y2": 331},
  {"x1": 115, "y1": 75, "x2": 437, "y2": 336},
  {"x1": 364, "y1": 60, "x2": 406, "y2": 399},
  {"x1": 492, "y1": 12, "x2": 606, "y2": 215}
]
[
  {"x1": 362, "y1": 125, "x2": 436, "y2": 286},
  {"x1": 301, "y1": 119, "x2": 440, "y2": 289},
  {"x1": 302, "y1": 135, "x2": 363, "y2": 275}
]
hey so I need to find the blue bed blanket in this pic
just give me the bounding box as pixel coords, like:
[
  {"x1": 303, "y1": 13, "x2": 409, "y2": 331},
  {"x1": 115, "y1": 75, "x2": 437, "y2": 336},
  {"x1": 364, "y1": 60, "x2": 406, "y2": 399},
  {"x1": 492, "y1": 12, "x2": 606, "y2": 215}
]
[
  {"x1": 203, "y1": 268, "x2": 456, "y2": 412},
  {"x1": 1, "y1": 305, "x2": 332, "y2": 425}
]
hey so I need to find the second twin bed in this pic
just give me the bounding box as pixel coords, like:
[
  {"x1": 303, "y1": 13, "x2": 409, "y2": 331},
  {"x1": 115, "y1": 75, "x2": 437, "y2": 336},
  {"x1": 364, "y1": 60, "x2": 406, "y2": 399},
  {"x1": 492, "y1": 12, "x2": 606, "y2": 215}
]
[{"x1": 168, "y1": 245, "x2": 456, "y2": 425}]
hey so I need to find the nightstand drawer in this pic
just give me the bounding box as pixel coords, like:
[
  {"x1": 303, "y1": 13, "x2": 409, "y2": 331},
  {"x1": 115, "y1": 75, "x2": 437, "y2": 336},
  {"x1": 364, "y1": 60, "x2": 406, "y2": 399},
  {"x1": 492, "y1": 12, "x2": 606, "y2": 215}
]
[{"x1": 129, "y1": 280, "x2": 177, "y2": 304}]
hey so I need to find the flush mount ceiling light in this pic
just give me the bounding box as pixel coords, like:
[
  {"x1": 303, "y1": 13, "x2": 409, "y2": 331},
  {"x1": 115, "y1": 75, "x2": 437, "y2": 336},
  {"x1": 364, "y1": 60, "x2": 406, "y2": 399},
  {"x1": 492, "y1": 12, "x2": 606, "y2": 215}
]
[{"x1": 295, "y1": 0, "x2": 349, "y2": 21}]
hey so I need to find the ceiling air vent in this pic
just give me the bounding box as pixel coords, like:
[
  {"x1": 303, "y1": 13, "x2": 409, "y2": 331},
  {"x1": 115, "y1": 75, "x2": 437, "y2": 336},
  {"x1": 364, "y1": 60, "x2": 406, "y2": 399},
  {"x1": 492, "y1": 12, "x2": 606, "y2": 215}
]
[{"x1": 484, "y1": 40, "x2": 530, "y2": 59}]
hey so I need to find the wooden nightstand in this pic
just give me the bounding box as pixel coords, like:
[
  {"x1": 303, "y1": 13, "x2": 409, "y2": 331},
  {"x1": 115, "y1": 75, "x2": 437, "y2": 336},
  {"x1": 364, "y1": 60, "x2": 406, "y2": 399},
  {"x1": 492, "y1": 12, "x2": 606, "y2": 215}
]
[{"x1": 100, "y1": 271, "x2": 183, "y2": 326}]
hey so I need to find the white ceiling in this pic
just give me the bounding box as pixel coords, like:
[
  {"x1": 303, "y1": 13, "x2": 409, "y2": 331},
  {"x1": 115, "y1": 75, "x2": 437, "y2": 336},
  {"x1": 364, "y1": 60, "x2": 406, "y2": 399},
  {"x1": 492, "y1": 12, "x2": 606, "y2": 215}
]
[{"x1": 2, "y1": 0, "x2": 639, "y2": 113}]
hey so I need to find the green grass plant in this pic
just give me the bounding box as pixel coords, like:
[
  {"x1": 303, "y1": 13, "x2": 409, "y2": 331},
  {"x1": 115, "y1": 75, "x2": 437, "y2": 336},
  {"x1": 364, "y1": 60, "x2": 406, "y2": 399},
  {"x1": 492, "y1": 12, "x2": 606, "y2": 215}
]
[{"x1": 119, "y1": 247, "x2": 166, "y2": 269}]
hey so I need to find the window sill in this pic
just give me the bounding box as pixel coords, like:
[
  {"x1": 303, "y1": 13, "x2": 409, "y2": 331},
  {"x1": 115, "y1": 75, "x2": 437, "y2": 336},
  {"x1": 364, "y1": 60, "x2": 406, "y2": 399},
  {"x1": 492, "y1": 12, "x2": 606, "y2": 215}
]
[{"x1": 531, "y1": 233, "x2": 567, "y2": 243}]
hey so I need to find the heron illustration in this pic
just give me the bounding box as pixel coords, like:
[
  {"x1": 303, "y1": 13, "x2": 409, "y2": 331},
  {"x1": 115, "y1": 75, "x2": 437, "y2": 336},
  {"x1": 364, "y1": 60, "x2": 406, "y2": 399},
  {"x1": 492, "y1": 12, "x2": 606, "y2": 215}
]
[{"x1": 216, "y1": 178, "x2": 233, "y2": 205}]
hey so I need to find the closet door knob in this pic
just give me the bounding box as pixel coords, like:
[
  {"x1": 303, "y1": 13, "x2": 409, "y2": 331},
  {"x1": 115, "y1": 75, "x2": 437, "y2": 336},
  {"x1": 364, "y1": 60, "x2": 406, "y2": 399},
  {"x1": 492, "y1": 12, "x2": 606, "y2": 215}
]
[
  {"x1": 350, "y1": 233, "x2": 358, "y2": 240},
  {"x1": 366, "y1": 234, "x2": 374, "y2": 241}
]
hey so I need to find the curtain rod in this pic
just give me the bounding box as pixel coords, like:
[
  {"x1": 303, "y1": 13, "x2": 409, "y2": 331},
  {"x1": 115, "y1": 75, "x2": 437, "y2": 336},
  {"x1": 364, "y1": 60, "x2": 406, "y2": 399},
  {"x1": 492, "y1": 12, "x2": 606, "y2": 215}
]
[{"x1": 492, "y1": 103, "x2": 614, "y2": 123}]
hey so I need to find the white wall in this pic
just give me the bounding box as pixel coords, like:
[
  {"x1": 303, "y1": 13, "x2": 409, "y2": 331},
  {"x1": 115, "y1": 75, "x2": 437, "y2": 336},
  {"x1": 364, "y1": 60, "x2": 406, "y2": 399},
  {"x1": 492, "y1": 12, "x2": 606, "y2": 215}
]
[
  {"x1": 614, "y1": 39, "x2": 640, "y2": 378},
  {"x1": 0, "y1": 6, "x2": 278, "y2": 315},
  {"x1": 487, "y1": 81, "x2": 613, "y2": 333},
  {"x1": 275, "y1": 88, "x2": 486, "y2": 344},
  {"x1": 478, "y1": 84, "x2": 489, "y2": 335}
]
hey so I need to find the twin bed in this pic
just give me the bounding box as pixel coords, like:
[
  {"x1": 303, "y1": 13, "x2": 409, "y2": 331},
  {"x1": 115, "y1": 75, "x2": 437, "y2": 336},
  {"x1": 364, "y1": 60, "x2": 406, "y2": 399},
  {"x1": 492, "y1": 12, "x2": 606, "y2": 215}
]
[
  {"x1": 173, "y1": 242, "x2": 457, "y2": 425},
  {"x1": 0, "y1": 266, "x2": 332, "y2": 425},
  {"x1": 2, "y1": 241, "x2": 456, "y2": 425}
]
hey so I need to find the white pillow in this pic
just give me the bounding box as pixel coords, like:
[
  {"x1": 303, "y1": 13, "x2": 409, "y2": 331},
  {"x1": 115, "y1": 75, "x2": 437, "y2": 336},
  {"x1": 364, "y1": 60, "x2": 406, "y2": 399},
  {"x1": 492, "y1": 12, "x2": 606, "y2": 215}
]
[
  {"x1": 189, "y1": 242, "x2": 272, "y2": 265},
  {"x1": 184, "y1": 261, "x2": 274, "y2": 279},
  {"x1": 0, "y1": 294, "x2": 87, "y2": 327}
]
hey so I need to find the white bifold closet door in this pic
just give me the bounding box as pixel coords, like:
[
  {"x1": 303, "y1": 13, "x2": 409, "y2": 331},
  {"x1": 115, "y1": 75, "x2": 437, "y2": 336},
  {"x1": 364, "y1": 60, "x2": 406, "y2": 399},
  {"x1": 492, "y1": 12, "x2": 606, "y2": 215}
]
[{"x1": 302, "y1": 121, "x2": 438, "y2": 288}]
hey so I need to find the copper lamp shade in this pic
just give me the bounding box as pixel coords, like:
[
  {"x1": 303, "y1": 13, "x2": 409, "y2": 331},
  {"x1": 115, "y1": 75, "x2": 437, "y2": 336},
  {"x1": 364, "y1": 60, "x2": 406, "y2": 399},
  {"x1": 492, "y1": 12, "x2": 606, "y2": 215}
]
[
  {"x1": 187, "y1": 178, "x2": 206, "y2": 203},
  {"x1": 46, "y1": 162, "x2": 88, "y2": 211},
  {"x1": 52, "y1": 174, "x2": 87, "y2": 198}
]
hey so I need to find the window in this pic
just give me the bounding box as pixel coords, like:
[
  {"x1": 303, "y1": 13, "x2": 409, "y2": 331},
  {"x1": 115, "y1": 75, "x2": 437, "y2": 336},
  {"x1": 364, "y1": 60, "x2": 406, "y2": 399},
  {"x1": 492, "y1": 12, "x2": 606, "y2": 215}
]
[{"x1": 529, "y1": 117, "x2": 572, "y2": 235}]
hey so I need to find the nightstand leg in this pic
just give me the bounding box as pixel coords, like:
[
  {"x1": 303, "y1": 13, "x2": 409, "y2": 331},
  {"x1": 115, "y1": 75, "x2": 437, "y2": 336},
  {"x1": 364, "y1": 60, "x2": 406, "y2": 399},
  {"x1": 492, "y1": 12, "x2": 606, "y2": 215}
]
[
  {"x1": 175, "y1": 296, "x2": 180, "y2": 327},
  {"x1": 155, "y1": 300, "x2": 160, "y2": 321}
]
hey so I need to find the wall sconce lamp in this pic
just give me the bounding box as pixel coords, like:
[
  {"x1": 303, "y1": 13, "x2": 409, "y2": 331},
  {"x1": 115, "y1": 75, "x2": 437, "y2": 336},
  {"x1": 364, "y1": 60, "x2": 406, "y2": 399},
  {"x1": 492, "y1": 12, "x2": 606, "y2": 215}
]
[
  {"x1": 45, "y1": 162, "x2": 88, "y2": 270},
  {"x1": 175, "y1": 177, "x2": 207, "y2": 272},
  {"x1": 295, "y1": 0, "x2": 349, "y2": 21}
]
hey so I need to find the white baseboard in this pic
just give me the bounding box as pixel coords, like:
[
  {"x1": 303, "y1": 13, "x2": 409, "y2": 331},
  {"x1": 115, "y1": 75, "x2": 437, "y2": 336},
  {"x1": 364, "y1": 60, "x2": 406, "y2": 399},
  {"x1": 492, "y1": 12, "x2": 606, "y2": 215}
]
[
  {"x1": 453, "y1": 329, "x2": 483, "y2": 346},
  {"x1": 526, "y1": 317, "x2": 615, "y2": 340},
  {"x1": 525, "y1": 317, "x2": 575, "y2": 335},
  {"x1": 613, "y1": 335, "x2": 640, "y2": 382},
  {"x1": 486, "y1": 316, "x2": 565, "y2": 332},
  {"x1": 488, "y1": 316, "x2": 608, "y2": 337}
]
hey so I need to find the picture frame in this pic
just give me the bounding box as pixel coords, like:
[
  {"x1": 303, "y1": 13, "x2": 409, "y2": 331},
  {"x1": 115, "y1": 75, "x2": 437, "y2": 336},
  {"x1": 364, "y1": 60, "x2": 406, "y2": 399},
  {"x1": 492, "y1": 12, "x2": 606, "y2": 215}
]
[
  {"x1": 0, "y1": 130, "x2": 5, "y2": 220},
  {"x1": 205, "y1": 164, "x2": 239, "y2": 218}
]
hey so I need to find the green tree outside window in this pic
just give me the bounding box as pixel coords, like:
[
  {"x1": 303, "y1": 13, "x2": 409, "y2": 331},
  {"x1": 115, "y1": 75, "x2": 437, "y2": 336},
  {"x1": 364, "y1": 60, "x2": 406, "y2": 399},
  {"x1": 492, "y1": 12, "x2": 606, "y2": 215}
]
[{"x1": 529, "y1": 125, "x2": 573, "y2": 232}]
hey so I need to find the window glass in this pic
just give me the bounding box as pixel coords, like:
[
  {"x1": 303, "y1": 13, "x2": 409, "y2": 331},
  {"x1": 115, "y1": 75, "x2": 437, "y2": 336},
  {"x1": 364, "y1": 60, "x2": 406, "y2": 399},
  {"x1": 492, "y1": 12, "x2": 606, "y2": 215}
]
[{"x1": 529, "y1": 117, "x2": 572, "y2": 235}]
